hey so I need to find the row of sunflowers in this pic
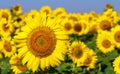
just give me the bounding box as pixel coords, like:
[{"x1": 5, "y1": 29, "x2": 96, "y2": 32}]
[{"x1": 0, "y1": 4, "x2": 120, "y2": 74}]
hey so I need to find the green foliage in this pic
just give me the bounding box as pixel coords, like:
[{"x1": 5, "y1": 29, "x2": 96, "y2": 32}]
[{"x1": 0, "y1": 58, "x2": 11, "y2": 74}]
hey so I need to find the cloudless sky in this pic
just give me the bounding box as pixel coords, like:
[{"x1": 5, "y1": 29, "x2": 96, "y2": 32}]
[{"x1": 0, "y1": 0, "x2": 120, "y2": 13}]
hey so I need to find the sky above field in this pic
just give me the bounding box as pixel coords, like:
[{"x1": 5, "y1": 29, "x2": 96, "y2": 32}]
[{"x1": 0, "y1": 0, "x2": 120, "y2": 13}]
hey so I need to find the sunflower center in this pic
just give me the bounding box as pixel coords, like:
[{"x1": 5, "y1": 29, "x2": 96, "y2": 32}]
[
  {"x1": 68, "y1": 16, "x2": 78, "y2": 21},
  {"x1": 2, "y1": 12, "x2": 9, "y2": 20},
  {"x1": 114, "y1": 31, "x2": 120, "y2": 43},
  {"x1": 44, "y1": 10, "x2": 50, "y2": 15},
  {"x1": 14, "y1": 6, "x2": 19, "y2": 11},
  {"x1": 55, "y1": 11, "x2": 62, "y2": 16},
  {"x1": 73, "y1": 23, "x2": 82, "y2": 32},
  {"x1": 72, "y1": 46, "x2": 83, "y2": 58},
  {"x1": 100, "y1": 20, "x2": 111, "y2": 30},
  {"x1": 17, "y1": 65, "x2": 27, "y2": 71},
  {"x1": 64, "y1": 23, "x2": 72, "y2": 31},
  {"x1": 84, "y1": 57, "x2": 92, "y2": 65},
  {"x1": 27, "y1": 27, "x2": 56, "y2": 58},
  {"x1": 102, "y1": 39, "x2": 111, "y2": 48},
  {"x1": 2, "y1": 23, "x2": 9, "y2": 32},
  {"x1": 37, "y1": 36, "x2": 47, "y2": 46},
  {"x1": 4, "y1": 41, "x2": 12, "y2": 52},
  {"x1": 105, "y1": 4, "x2": 112, "y2": 9}
]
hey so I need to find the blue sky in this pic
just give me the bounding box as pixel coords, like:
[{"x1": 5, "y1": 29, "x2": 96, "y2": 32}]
[{"x1": 0, "y1": 0, "x2": 120, "y2": 13}]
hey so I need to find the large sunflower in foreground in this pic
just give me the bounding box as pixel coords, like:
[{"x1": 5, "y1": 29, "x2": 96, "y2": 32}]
[
  {"x1": 113, "y1": 56, "x2": 120, "y2": 74},
  {"x1": 69, "y1": 41, "x2": 88, "y2": 67},
  {"x1": 14, "y1": 12, "x2": 68, "y2": 72},
  {"x1": 96, "y1": 31, "x2": 115, "y2": 54}
]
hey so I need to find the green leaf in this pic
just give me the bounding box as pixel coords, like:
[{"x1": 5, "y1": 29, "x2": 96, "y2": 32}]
[
  {"x1": 107, "y1": 50, "x2": 118, "y2": 61},
  {"x1": 97, "y1": 71, "x2": 104, "y2": 74},
  {"x1": 105, "y1": 65, "x2": 115, "y2": 74},
  {"x1": 0, "y1": 57, "x2": 11, "y2": 74},
  {"x1": 86, "y1": 41, "x2": 96, "y2": 49}
]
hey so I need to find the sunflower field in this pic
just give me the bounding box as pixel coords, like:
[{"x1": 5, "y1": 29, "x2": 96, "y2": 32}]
[{"x1": 0, "y1": 4, "x2": 120, "y2": 74}]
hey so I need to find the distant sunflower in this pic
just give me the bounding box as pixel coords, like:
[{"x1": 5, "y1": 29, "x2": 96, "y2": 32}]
[
  {"x1": 67, "y1": 13, "x2": 79, "y2": 21},
  {"x1": 73, "y1": 20, "x2": 89, "y2": 35},
  {"x1": 89, "y1": 21, "x2": 98, "y2": 34},
  {"x1": 18, "y1": 14, "x2": 28, "y2": 27},
  {"x1": 40, "y1": 6, "x2": 52, "y2": 16},
  {"x1": 103, "y1": 9, "x2": 118, "y2": 24},
  {"x1": 27, "y1": 10, "x2": 39, "y2": 19},
  {"x1": 73, "y1": 21, "x2": 84, "y2": 35},
  {"x1": 97, "y1": 15, "x2": 113, "y2": 33},
  {"x1": 12, "y1": 4, "x2": 22, "y2": 15},
  {"x1": 88, "y1": 11, "x2": 97, "y2": 22},
  {"x1": 83, "y1": 49, "x2": 97, "y2": 70},
  {"x1": 96, "y1": 31, "x2": 115, "y2": 54},
  {"x1": 53, "y1": 7, "x2": 67, "y2": 17},
  {"x1": 0, "y1": 36, "x2": 16, "y2": 57},
  {"x1": 111, "y1": 25, "x2": 120, "y2": 48},
  {"x1": 81, "y1": 20, "x2": 90, "y2": 35},
  {"x1": 113, "y1": 56, "x2": 120, "y2": 74},
  {"x1": 10, "y1": 54, "x2": 27, "y2": 74},
  {"x1": 14, "y1": 12, "x2": 68, "y2": 72},
  {"x1": 61, "y1": 18, "x2": 73, "y2": 34},
  {"x1": 0, "y1": 18, "x2": 14, "y2": 36},
  {"x1": 69, "y1": 41, "x2": 87, "y2": 67},
  {"x1": 105, "y1": 3, "x2": 113, "y2": 10},
  {"x1": 0, "y1": 8, "x2": 11, "y2": 21}
]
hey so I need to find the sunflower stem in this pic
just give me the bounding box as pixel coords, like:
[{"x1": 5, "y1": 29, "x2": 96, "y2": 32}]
[{"x1": 72, "y1": 63, "x2": 75, "y2": 73}]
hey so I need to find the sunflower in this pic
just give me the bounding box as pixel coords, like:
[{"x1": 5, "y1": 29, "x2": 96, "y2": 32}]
[
  {"x1": 82, "y1": 12, "x2": 97, "y2": 22},
  {"x1": 53, "y1": 7, "x2": 67, "y2": 17},
  {"x1": 73, "y1": 20, "x2": 89, "y2": 35},
  {"x1": 81, "y1": 20, "x2": 90, "y2": 35},
  {"x1": 113, "y1": 56, "x2": 120, "y2": 74},
  {"x1": 57, "y1": 12, "x2": 67, "y2": 19},
  {"x1": 83, "y1": 49, "x2": 97, "y2": 70},
  {"x1": 111, "y1": 25, "x2": 120, "y2": 48},
  {"x1": 73, "y1": 21, "x2": 84, "y2": 35},
  {"x1": 97, "y1": 15, "x2": 113, "y2": 33},
  {"x1": 10, "y1": 54, "x2": 27, "y2": 74},
  {"x1": 40, "y1": 6, "x2": 52, "y2": 16},
  {"x1": 61, "y1": 18, "x2": 74, "y2": 34},
  {"x1": 0, "y1": 36, "x2": 16, "y2": 57},
  {"x1": 89, "y1": 21, "x2": 98, "y2": 34},
  {"x1": 96, "y1": 31, "x2": 115, "y2": 54},
  {"x1": 27, "y1": 10, "x2": 39, "y2": 19},
  {"x1": 0, "y1": 18, "x2": 14, "y2": 36},
  {"x1": 12, "y1": 4, "x2": 22, "y2": 15},
  {"x1": 0, "y1": 8, "x2": 11, "y2": 21},
  {"x1": 105, "y1": 3, "x2": 113, "y2": 10},
  {"x1": 103, "y1": 9, "x2": 118, "y2": 24},
  {"x1": 67, "y1": 13, "x2": 79, "y2": 21},
  {"x1": 69, "y1": 41, "x2": 88, "y2": 67},
  {"x1": 14, "y1": 12, "x2": 68, "y2": 72},
  {"x1": 13, "y1": 14, "x2": 28, "y2": 28}
]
